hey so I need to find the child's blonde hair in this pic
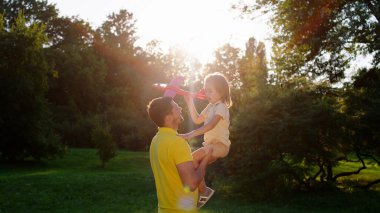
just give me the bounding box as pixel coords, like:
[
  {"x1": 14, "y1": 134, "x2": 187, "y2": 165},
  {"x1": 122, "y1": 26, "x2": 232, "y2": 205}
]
[{"x1": 204, "y1": 72, "x2": 232, "y2": 108}]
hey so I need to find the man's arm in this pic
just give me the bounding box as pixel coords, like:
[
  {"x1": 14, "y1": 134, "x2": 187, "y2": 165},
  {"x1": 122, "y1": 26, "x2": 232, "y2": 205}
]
[
  {"x1": 180, "y1": 115, "x2": 222, "y2": 140},
  {"x1": 176, "y1": 150, "x2": 211, "y2": 191}
]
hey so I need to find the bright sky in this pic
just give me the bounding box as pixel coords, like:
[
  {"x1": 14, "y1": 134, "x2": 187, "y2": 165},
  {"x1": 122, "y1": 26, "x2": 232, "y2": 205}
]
[{"x1": 49, "y1": 0, "x2": 272, "y2": 64}]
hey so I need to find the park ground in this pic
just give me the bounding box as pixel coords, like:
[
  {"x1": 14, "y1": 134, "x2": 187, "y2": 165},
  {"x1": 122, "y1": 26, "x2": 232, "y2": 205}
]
[{"x1": 1, "y1": 149, "x2": 380, "y2": 213}]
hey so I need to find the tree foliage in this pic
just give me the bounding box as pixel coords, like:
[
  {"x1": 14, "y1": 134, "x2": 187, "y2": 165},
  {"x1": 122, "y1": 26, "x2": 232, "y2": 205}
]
[
  {"x1": 226, "y1": 83, "x2": 352, "y2": 198},
  {"x1": 343, "y1": 67, "x2": 380, "y2": 188},
  {"x1": 0, "y1": 12, "x2": 63, "y2": 161},
  {"x1": 0, "y1": 0, "x2": 59, "y2": 39},
  {"x1": 92, "y1": 119, "x2": 116, "y2": 168},
  {"x1": 235, "y1": 0, "x2": 380, "y2": 83},
  {"x1": 94, "y1": 9, "x2": 156, "y2": 150},
  {"x1": 220, "y1": 1, "x2": 380, "y2": 197},
  {"x1": 238, "y1": 37, "x2": 268, "y2": 95},
  {"x1": 45, "y1": 17, "x2": 107, "y2": 147},
  {"x1": 204, "y1": 43, "x2": 241, "y2": 88}
]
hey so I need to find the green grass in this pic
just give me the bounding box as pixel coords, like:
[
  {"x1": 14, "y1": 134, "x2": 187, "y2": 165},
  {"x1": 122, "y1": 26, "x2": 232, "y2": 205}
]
[
  {"x1": 334, "y1": 160, "x2": 380, "y2": 191},
  {"x1": 1, "y1": 149, "x2": 380, "y2": 213}
]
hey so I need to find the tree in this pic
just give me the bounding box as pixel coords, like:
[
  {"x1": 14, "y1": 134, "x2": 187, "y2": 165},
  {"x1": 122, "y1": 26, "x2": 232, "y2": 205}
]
[
  {"x1": 47, "y1": 17, "x2": 107, "y2": 114},
  {"x1": 0, "y1": 0, "x2": 59, "y2": 39},
  {"x1": 97, "y1": 9, "x2": 136, "y2": 54},
  {"x1": 235, "y1": 0, "x2": 380, "y2": 83},
  {"x1": 94, "y1": 9, "x2": 154, "y2": 150},
  {"x1": 225, "y1": 82, "x2": 352, "y2": 198},
  {"x1": 226, "y1": 0, "x2": 380, "y2": 194},
  {"x1": 238, "y1": 37, "x2": 268, "y2": 95},
  {"x1": 204, "y1": 43, "x2": 241, "y2": 88},
  {"x1": 45, "y1": 17, "x2": 108, "y2": 148},
  {"x1": 95, "y1": 9, "x2": 141, "y2": 96},
  {"x1": 0, "y1": 12, "x2": 63, "y2": 161},
  {"x1": 92, "y1": 119, "x2": 116, "y2": 168},
  {"x1": 343, "y1": 67, "x2": 380, "y2": 188}
]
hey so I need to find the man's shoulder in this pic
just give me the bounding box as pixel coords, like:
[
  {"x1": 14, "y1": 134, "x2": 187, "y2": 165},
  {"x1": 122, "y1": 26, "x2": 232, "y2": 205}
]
[
  {"x1": 154, "y1": 132, "x2": 187, "y2": 146},
  {"x1": 170, "y1": 135, "x2": 188, "y2": 147}
]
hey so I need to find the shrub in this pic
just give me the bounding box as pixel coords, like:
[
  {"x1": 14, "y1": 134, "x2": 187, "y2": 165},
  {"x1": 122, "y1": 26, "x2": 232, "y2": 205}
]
[{"x1": 92, "y1": 122, "x2": 117, "y2": 168}]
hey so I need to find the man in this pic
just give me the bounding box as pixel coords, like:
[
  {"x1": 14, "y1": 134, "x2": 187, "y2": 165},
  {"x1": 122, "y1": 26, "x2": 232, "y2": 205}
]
[{"x1": 147, "y1": 96, "x2": 211, "y2": 213}]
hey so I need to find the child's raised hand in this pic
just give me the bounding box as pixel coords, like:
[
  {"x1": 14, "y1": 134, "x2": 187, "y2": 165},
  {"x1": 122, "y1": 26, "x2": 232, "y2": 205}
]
[{"x1": 183, "y1": 95, "x2": 192, "y2": 104}]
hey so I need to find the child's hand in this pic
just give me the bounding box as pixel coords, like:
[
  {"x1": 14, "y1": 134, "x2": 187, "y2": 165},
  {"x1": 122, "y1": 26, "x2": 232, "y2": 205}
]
[{"x1": 183, "y1": 95, "x2": 193, "y2": 104}]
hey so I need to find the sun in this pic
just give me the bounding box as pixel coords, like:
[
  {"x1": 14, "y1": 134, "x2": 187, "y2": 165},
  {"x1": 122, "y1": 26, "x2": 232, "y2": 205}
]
[
  {"x1": 51, "y1": 0, "x2": 272, "y2": 65},
  {"x1": 137, "y1": 0, "x2": 221, "y2": 63},
  {"x1": 137, "y1": 0, "x2": 272, "y2": 64}
]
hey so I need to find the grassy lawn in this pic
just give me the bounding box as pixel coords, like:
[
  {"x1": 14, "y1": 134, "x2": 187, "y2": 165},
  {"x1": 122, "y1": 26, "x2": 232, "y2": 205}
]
[{"x1": 1, "y1": 148, "x2": 380, "y2": 213}]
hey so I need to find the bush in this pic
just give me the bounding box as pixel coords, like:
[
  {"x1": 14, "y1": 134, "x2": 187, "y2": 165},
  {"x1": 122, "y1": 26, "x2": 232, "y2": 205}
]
[
  {"x1": 53, "y1": 105, "x2": 97, "y2": 148},
  {"x1": 92, "y1": 122, "x2": 117, "y2": 168},
  {"x1": 223, "y1": 84, "x2": 348, "y2": 199},
  {"x1": 104, "y1": 106, "x2": 153, "y2": 151}
]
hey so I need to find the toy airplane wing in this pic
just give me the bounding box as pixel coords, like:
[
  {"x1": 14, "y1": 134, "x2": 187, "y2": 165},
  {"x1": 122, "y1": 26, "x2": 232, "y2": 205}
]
[
  {"x1": 163, "y1": 76, "x2": 185, "y2": 98},
  {"x1": 152, "y1": 76, "x2": 184, "y2": 98},
  {"x1": 152, "y1": 77, "x2": 207, "y2": 100},
  {"x1": 193, "y1": 89, "x2": 207, "y2": 100}
]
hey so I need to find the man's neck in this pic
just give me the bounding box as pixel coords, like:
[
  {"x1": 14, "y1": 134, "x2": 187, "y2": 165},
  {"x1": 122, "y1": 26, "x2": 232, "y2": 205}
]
[{"x1": 163, "y1": 123, "x2": 178, "y2": 132}]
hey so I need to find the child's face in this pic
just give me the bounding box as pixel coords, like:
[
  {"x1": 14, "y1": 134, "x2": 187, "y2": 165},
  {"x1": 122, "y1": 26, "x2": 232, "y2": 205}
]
[{"x1": 204, "y1": 81, "x2": 222, "y2": 104}]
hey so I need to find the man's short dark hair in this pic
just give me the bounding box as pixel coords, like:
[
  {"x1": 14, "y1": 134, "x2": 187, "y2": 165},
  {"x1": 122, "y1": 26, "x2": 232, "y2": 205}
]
[{"x1": 147, "y1": 96, "x2": 173, "y2": 127}]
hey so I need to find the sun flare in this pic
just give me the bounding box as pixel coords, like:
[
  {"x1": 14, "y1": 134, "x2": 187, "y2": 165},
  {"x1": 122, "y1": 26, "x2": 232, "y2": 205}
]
[
  {"x1": 137, "y1": 0, "x2": 271, "y2": 64},
  {"x1": 51, "y1": 0, "x2": 271, "y2": 64}
]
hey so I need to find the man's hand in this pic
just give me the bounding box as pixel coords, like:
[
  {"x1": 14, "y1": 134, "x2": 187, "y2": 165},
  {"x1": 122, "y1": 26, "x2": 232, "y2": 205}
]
[
  {"x1": 178, "y1": 132, "x2": 194, "y2": 140},
  {"x1": 176, "y1": 147, "x2": 213, "y2": 192},
  {"x1": 199, "y1": 147, "x2": 212, "y2": 165}
]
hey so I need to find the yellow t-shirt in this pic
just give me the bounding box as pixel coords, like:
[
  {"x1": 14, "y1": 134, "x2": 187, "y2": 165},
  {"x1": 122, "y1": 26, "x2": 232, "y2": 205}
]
[{"x1": 150, "y1": 127, "x2": 198, "y2": 213}]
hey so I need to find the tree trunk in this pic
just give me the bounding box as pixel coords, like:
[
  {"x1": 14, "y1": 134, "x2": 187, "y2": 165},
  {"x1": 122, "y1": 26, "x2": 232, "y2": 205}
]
[
  {"x1": 326, "y1": 161, "x2": 333, "y2": 182},
  {"x1": 363, "y1": 179, "x2": 380, "y2": 189},
  {"x1": 333, "y1": 153, "x2": 366, "y2": 181}
]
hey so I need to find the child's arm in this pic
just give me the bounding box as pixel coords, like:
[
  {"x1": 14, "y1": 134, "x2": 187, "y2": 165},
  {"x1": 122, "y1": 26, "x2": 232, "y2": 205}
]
[
  {"x1": 180, "y1": 115, "x2": 222, "y2": 140},
  {"x1": 184, "y1": 95, "x2": 205, "y2": 125}
]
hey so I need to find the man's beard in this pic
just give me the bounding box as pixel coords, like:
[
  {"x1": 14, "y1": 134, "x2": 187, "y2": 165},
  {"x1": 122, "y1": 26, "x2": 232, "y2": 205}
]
[{"x1": 174, "y1": 115, "x2": 184, "y2": 126}]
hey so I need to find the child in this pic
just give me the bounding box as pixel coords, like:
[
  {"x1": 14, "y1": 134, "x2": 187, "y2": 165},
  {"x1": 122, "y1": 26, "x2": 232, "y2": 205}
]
[{"x1": 179, "y1": 72, "x2": 232, "y2": 208}]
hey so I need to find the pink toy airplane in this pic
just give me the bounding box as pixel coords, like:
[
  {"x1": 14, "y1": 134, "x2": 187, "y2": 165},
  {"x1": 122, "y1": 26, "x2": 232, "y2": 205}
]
[{"x1": 153, "y1": 76, "x2": 207, "y2": 100}]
